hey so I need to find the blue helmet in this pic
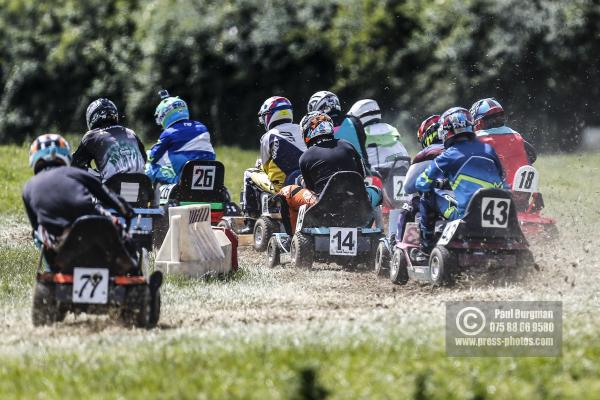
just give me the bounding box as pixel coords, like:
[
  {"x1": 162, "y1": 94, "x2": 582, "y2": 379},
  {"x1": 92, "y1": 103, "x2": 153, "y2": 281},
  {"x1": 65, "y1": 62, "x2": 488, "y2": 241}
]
[
  {"x1": 29, "y1": 134, "x2": 72, "y2": 173},
  {"x1": 154, "y1": 92, "x2": 190, "y2": 129}
]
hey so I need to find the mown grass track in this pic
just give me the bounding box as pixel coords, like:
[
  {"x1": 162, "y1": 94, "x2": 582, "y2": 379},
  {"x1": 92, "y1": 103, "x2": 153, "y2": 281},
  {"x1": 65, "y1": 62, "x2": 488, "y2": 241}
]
[{"x1": 0, "y1": 147, "x2": 599, "y2": 399}]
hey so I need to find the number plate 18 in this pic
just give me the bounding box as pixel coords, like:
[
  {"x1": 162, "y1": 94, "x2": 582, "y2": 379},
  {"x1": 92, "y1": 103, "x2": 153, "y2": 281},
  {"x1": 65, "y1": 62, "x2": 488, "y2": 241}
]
[
  {"x1": 481, "y1": 197, "x2": 511, "y2": 228},
  {"x1": 72, "y1": 268, "x2": 109, "y2": 304},
  {"x1": 329, "y1": 228, "x2": 358, "y2": 256}
]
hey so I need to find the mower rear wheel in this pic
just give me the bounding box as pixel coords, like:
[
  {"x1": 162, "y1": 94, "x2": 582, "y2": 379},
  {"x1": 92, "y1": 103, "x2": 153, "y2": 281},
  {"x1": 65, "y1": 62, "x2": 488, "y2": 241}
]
[
  {"x1": 291, "y1": 233, "x2": 314, "y2": 269},
  {"x1": 390, "y1": 248, "x2": 409, "y2": 285},
  {"x1": 429, "y1": 246, "x2": 456, "y2": 286},
  {"x1": 267, "y1": 237, "x2": 281, "y2": 268},
  {"x1": 375, "y1": 241, "x2": 391, "y2": 277},
  {"x1": 121, "y1": 285, "x2": 151, "y2": 328},
  {"x1": 253, "y1": 217, "x2": 278, "y2": 252},
  {"x1": 32, "y1": 282, "x2": 66, "y2": 326}
]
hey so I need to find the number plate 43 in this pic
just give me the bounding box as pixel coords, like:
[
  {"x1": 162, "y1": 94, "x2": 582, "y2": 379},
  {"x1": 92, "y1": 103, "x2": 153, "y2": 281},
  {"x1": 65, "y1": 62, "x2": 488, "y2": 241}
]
[
  {"x1": 330, "y1": 228, "x2": 358, "y2": 256},
  {"x1": 72, "y1": 268, "x2": 109, "y2": 304},
  {"x1": 481, "y1": 197, "x2": 511, "y2": 228}
]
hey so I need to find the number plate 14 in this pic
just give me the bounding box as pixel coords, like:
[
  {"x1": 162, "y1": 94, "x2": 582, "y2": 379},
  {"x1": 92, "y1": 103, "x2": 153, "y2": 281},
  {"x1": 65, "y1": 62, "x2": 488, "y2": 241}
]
[
  {"x1": 72, "y1": 268, "x2": 109, "y2": 304},
  {"x1": 329, "y1": 228, "x2": 358, "y2": 256}
]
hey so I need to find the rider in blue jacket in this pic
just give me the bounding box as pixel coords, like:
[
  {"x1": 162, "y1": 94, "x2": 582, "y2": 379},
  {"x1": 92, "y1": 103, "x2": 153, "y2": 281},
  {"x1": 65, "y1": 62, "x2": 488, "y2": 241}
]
[
  {"x1": 146, "y1": 90, "x2": 216, "y2": 184},
  {"x1": 415, "y1": 107, "x2": 506, "y2": 254}
]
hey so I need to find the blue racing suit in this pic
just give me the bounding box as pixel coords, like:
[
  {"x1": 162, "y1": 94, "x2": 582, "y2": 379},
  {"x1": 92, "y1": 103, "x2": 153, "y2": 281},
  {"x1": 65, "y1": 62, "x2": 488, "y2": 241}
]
[
  {"x1": 335, "y1": 116, "x2": 370, "y2": 168},
  {"x1": 146, "y1": 119, "x2": 216, "y2": 184},
  {"x1": 415, "y1": 137, "x2": 506, "y2": 251}
]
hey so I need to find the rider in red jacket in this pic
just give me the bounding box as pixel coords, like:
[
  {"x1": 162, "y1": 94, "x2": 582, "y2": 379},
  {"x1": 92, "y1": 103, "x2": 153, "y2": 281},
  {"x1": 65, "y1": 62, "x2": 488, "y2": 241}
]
[{"x1": 470, "y1": 98, "x2": 537, "y2": 186}]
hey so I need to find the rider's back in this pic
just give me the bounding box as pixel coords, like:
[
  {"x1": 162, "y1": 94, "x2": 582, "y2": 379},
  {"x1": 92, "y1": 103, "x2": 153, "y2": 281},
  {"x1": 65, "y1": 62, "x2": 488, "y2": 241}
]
[
  {"x1": 476, "y1": 126, "x2": 529, "y2": 186},
  {"x1": 364, "y1": 122, "x2": 409, "y2": 169},
  {"x1": 72, "y1": 125, "x2": 146, "y2": 181},
  {"x1": 417, "y1": 139, "x2": 505, "y2": 216},
  {"x1": 23, "y1": 166, "x2": 104, "y2": 236},
  {"x1": 260, "y1": 122, "x2": 305, "y2": 190},
  {"x1": 300, "y1": 138, "x2": 365, "y2": 194}
]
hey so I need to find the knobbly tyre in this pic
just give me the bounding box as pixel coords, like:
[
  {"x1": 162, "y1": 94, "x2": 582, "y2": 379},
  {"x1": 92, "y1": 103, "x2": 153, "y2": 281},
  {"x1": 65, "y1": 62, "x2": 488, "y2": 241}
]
[
  {"x1": 510, "y1": 165, "x2": 558, "y2": 241},
  {"x1": 266, "y1": 171, "x2": 383, "y2": 270},
  {"x1": 385, "y1": 188, "x2": 534, "y2": 286},
  {"x1": 154, "y1": 160, "x2": 241, "y2": 248},
  {"x1": 32, "y1": 215, "x2": 163, "y2": 328},
  {"x1": 219, "y1": 167, "x2": 286, "y2": 252}
]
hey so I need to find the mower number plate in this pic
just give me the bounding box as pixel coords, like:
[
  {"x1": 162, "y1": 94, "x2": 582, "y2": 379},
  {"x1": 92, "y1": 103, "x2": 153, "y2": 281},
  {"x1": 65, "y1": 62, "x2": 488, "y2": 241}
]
[
  {"x1": 481, "y1": 197, "x2": 511, "y2": 228},
  {"x1": 329, "y1": 228, "x2": 358, "y2": 256},
  {"x1": 191, "y1": 165, "x2": 216, "y2": 190},
  {"x1": 72, "y1": 268, "x2": 109, "y2": 304},
  {"x1": 393, "y1": 175, "x2": 409, "y2": 201}
]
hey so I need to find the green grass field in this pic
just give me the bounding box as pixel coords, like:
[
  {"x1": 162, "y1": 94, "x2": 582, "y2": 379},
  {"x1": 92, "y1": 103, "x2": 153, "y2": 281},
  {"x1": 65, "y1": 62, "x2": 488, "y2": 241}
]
[{"x1": 0, "y1": 145, "x2": 599, "y2": 399}]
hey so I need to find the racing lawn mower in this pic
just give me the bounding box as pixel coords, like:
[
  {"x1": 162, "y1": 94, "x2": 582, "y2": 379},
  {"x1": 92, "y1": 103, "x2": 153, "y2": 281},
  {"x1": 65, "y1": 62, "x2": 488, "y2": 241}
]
[
  {"x1": 32, "y1": 215, "x2": 162, "y2": 328},
  {"x1": 154, "y1": 160, "x2": 241, "y2": 248},
  {"x1": 266, "y1": 171, "x2": 383, "y2": 270},
  {"x1": 105, "y1": 172, "x2": 163, "y2": 250},
  {"x1": 219, "y1": 167, "x2": 286, "y2": 252},
  {"x1": 387, "y1": 188, "x2": 534, "y2": 286},
  {"x1": 510, "y1": 165, "x2": 558, "y2": 241}
]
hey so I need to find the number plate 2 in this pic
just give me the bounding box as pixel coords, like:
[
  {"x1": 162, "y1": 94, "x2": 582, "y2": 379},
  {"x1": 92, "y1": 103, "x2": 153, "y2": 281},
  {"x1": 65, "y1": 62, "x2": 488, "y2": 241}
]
[
  {"x1": 393, "y1": 175, "x2": 409, "y2": 201},
  {"x1": 481, "y1": 197, "x2": 511, "y2": 228},
  {"x1": 191, "y1": 165, "x2": 216, "y2": 190},
  {"x1": 329, "y1": 228, "x2": 358, "y2": 256},
  {"x1": 72, "y1": 268, "x2": 109, "y2": 304}
]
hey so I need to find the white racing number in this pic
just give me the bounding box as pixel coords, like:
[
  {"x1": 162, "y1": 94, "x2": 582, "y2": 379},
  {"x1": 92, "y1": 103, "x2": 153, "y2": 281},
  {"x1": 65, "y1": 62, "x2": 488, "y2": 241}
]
[
  {"x1": 329, "y1": 228, "x2": 358, "y2": 256},
  {"x1": 191, "y1": 165, "x2": 216, "y2": 190},
  {"x1": 296, "y1": 204, "x2": 307, "y2": 232},
  {"x1": 481, "y1": 197, "x2": 511, "y2": 228},
  {"x1": 392, "y1": 175, "x2": 409, "y2": 201},
  {"x1": 512, "y1": 165, "x2": 539, "y2": 193},
  {"x1": 437, "y1": 220, "x2": 461, "y2": 246},
  {"x1": 72, "y1": 268, "x2": 109, "y2": 304},
  {"x1": 261, "y1": 193, "x2": 270, "y2": 215}
]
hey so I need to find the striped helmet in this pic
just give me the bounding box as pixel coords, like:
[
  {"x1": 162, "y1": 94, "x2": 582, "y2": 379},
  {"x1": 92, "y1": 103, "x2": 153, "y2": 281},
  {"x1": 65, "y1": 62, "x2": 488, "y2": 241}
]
[
  {"x1": 258, "y1": 96, "x2": 293, "y2": 131},
  {"x1": 307, "y1": 91, "x2": 341, "y2": 118},
  {"x1": 469, "y1": 98, "x2": 505, "y2": 131},
  {"x1": 155, "y1": 95, "x2": 190, "y2": 129},
  {"x1": 417, "y1": 115, "x2": 441, "y2": 148},
  {"x1": 347, "y1": 99, "x2": 381, "y2": 127},
  {"x1": 29, "y1": 134, "x2": 72, "y2": 173}
]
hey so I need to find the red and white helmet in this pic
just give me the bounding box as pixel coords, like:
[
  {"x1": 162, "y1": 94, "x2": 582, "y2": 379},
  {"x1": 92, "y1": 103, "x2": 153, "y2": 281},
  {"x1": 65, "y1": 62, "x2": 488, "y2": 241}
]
[
  {"x1": 417, "y1": 115, "x2": 441, "y2": 148},
  {"x1": 469, "y1": 98, "x2": 505, "y2": 131},
  {"x1": 438, "y1": 107, "x2": 474, "y2": 145},
  {"x1": 258, "y1": 96, "x2": 293, "y2": 131}
]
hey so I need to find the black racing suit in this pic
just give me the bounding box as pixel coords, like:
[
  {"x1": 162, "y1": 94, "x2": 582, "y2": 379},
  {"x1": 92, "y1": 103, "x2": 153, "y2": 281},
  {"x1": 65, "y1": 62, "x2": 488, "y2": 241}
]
[
  {"x1": 299, "y1": 137, "x2": 366, "y2": 194},
  {"x1": 22, "y1": 166, "x2": 132, "y2": 237},
  {"x1": 72, "y1": 125, "x2": 147, "y2": 182}
]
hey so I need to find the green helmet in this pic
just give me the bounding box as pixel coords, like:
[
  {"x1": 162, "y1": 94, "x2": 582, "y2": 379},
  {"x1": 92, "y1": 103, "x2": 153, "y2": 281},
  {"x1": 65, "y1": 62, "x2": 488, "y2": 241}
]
[{"x1": 154, "y1": 90, "x2": 190, "y2": 129}]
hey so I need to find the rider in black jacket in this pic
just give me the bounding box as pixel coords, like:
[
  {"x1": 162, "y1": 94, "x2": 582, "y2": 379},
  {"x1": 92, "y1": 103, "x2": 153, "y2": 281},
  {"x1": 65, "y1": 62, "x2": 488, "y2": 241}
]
[
  {"x1": 23, "y1": 134, "x2": 133, "y2": 243},
  {"x1": 72, "y1": 98, "x2": 146, "y2": 182}
]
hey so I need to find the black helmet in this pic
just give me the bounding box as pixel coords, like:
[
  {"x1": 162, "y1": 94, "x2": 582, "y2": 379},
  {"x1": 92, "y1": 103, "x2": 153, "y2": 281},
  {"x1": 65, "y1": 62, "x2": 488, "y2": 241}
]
[{"x1": 86, "y1": 98, "x2": 118, "y2": 130}]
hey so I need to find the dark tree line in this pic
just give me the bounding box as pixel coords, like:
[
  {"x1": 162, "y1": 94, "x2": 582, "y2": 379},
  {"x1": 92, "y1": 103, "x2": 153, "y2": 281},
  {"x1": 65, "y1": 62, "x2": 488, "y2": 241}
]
[{"x1": 0, "y1": 0, "x2": 598, "y2": 150}]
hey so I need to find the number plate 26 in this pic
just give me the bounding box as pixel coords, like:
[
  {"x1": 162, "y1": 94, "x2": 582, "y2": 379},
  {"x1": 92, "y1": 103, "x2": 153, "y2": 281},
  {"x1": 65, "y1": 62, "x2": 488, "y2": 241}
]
[
  {"x1": 481, "y1": 197, "x2": 511, "y2": 228},
  {"x1": 191, "y1": 165, "x2": 216, "y2": 190},
  {"x1": 72, "y1": 268, "x2": 109, "y2": 304},
  {"x1": 329, "y1": 228, "x2": 358, "y2": 256}
]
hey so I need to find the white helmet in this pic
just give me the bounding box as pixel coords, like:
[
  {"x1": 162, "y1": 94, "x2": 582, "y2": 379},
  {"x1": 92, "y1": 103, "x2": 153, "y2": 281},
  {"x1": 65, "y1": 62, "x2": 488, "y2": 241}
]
[
  {"x1": 307, "y1": 90, "x2": 341, "y2": 117},
  {"x1": 347, "y1": 99, "x2": 381, "y2": 126}
]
